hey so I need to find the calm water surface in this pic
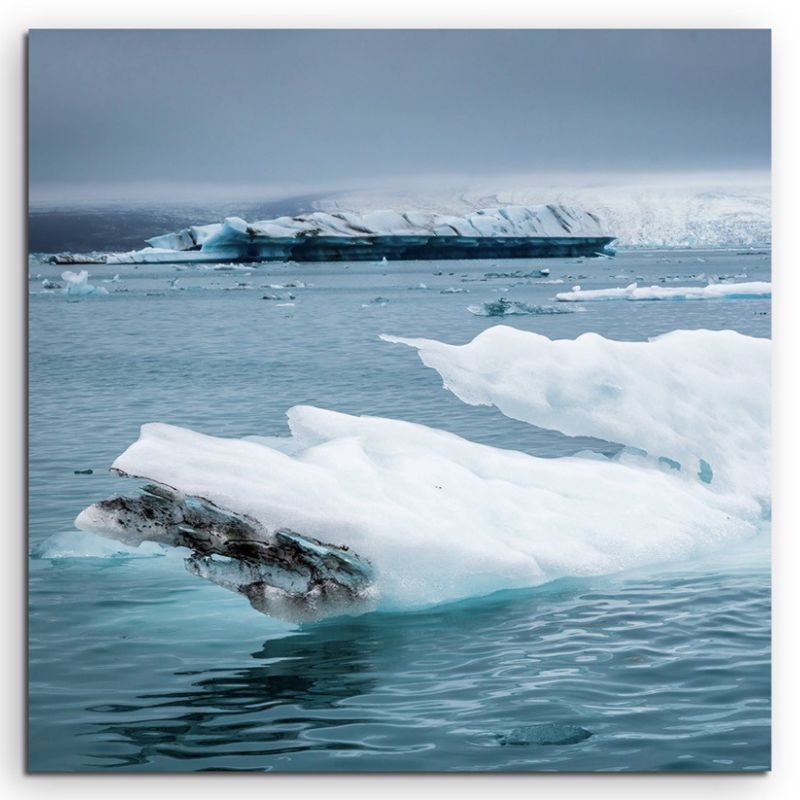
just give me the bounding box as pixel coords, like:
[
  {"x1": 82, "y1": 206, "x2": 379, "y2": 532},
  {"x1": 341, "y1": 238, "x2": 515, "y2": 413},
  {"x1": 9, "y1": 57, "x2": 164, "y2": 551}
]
[{"x1": 28, "y1": 249, "x2": 771, "y2": 771}]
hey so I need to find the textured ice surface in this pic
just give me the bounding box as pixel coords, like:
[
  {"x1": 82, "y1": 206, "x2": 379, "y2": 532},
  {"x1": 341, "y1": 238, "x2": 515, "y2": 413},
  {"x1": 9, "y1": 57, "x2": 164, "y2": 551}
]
[
  {"x1": 76, "y1": 483, "x2": 375, "y2": 623},
  {"x1": 77, "y1": 397, "x2": 763, "y2": 616},
  {"x1": 383, "y1": 327, "x2": 770, "y2": 498},
  {"x1": 154, "y1": 204, "x2": 608, "y2": 250},
  {"x1": 49, "y1": 204, "x2": 611, "y2": 265},
  {"x1": 555, "y1": 281, "x2": 771, "y2": 302}
]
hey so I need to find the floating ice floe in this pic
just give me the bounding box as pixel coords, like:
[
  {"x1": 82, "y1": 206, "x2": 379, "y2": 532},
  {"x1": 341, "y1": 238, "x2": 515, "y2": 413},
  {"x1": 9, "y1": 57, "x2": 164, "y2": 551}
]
[
  {"x1": 383, "y1": 326, "x2": 770, "y2": 497},
  {"x1": 76, "y1": 328, "x2": 768, "y2": 622},
  {"x1": 555, "y1": 281, "x2": 770, "y2": 302},
  {"x1": 468, "y1": 298, "x2": 576, "y2": 317},
  {"x1": 61, "y1": 270, "x2": 109, "y2": 297}
]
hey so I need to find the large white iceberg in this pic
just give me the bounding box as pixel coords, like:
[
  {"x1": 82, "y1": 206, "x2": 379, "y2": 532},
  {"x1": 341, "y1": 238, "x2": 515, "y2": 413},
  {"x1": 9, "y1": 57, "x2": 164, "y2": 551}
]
[
  {"x1": 50, "y1": 204, "x2": 614, "y2": 265},
  {"x1": 150, "y1": 204, "x2": 608, "y2": 248},
  {"x1": 75, "y1": 328, "x2": 768, "y2": 621}
]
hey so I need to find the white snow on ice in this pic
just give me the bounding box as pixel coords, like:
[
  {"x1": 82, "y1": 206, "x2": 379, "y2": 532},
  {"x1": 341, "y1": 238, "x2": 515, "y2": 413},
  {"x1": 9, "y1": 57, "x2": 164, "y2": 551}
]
[
  {"x1": 554, "y1": 281, "x2": 771, "y2": 302},
  {"x1": 61, "y1": 270, "x2": 109, "y2": 296},
  {"x1": 382, "y1": 327, "x2": 770, "y2": 498}
]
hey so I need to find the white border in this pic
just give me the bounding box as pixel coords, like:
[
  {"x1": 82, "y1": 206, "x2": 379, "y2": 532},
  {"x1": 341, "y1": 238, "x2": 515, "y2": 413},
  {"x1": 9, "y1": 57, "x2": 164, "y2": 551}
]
[{"x1": 3, "y1": 3, "x2": 797, "y2": 798}]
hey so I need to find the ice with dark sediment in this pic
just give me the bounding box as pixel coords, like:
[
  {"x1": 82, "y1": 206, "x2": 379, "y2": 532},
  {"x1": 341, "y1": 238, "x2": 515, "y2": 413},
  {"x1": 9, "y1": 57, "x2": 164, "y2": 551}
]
[{"x1": 75, "y1": 328, "x2": 768, "y2": 622}]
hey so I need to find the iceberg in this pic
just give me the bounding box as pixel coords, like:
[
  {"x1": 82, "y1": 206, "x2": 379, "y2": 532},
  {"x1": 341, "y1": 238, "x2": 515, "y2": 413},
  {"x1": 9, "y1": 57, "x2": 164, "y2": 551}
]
[
  {"x1": 382, "y1": 327, "x2": 770, "y2": 497},
  {"x1": 555, "y1": 281, "x2": 771, "y2": 302},
  {"x1": 76, "y1": 410, "x2": 761, "y2": 620},
  {"x1": 61, "y1": 270, "x2": 109, "y2": 296},
  {"x1": 76, "y1": 327, "x2": 768, "y2": 621},
  {"x1": 48, "y1": 204, "x2": 615, "y2": 265}
]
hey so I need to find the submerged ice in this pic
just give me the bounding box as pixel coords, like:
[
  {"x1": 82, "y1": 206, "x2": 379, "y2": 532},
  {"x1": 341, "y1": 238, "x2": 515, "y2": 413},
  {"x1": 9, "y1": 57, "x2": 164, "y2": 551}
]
[{"x1": 76, "y1": 327, "x2": 768, "y2": 621}]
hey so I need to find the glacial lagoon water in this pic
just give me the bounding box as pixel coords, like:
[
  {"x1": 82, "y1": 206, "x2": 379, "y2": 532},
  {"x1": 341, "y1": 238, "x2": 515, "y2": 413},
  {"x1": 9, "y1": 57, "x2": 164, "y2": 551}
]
[{"x1": 28, "y1": 249, "x2": 771, "y2": 772}]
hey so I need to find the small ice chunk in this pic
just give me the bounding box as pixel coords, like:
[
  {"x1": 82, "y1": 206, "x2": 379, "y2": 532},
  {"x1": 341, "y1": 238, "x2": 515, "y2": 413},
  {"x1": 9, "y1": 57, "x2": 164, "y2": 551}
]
[{"x1": 61, "y1": 270, "x2": 109, "y2": 296}]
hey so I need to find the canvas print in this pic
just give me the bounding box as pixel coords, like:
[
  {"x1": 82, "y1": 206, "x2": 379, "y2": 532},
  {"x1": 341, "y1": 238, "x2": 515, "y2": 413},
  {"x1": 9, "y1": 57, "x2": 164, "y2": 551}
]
[{"x1": 27, "y1": 29, "x2": 771, "y2": 772}]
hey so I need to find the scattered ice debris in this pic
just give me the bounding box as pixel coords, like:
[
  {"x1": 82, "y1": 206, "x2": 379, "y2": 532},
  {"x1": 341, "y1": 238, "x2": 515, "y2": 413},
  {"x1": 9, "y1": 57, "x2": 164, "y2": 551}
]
[
  {"x1": 362, "y1": 297, "x2": 390, "y2": 307},
  {"x1": 715, "y1": 273, "x2": 749, "y2": 282},
  {"x1": 495, "y1": 724, "x2": 593, "y2": 747},
  {"x1": 73, "y1": 469, "x2": 93, "y2": 475},
  {"x1": 40, "y1": 279, "x2": 61, "y2": 291},
  {"x1": 661, "y1": 273, "x2": 706, "y2": 283},
  {"x1": 102, "y1": 274, "x2": 121, "y2": 283},
  {"x1": 556, "y1": 281, "x2": 770, "y2": 302},
  {"x1": 539, "y1": 267, "x2": 550, "y2": 276},
  {"x1": 61, "y1": 270, "x2": 109, "y2": 297},
  {"x1": 268, "y1": 281, "x2": 308, "y2": 289},
  {"x1": 468, "y1": 298, "x2": 576, "y2": 317},
  {"x1": 484, "y1": 269, "x2": 546, "y2": 279},
  {"x1": 440, "y1": 287, "x2": 468, "y2": 294}
]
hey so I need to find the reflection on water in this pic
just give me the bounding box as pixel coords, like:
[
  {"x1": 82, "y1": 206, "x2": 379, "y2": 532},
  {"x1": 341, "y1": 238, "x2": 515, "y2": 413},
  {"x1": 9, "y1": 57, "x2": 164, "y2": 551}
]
[{"x1": 53, "y1": 568, "x2": 771, "y2": 772}]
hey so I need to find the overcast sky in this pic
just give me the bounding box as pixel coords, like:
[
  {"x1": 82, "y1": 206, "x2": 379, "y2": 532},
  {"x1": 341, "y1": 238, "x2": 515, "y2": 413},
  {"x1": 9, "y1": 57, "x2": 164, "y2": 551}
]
[{"x1": 28, "y1": 29, "x2": 770, "y2": 200}]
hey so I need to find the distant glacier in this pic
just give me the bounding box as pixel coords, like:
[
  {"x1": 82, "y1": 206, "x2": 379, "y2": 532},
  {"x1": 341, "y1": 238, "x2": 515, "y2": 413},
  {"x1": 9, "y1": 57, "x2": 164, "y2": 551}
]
[{"x1": 316, "y1": 172, "x2": 770, "y2": 249}]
